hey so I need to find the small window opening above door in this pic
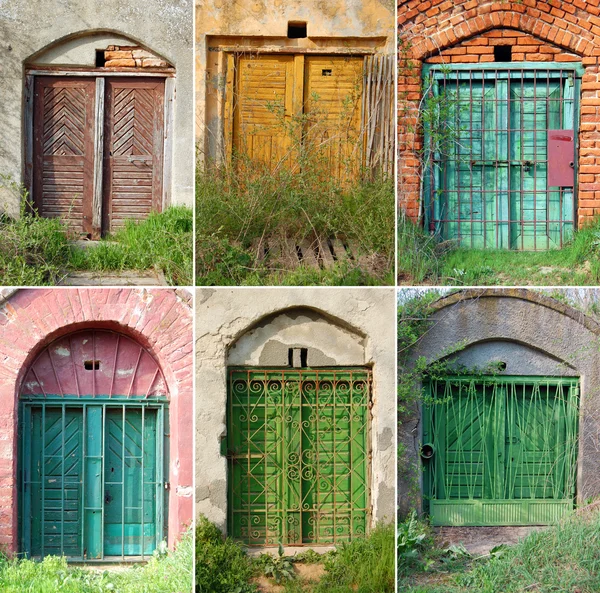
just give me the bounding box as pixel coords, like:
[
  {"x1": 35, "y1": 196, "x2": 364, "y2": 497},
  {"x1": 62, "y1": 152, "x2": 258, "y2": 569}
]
[
  {"x1": 288, "y1": 21, "x2": 307, "y2": 38},
  {"x1": 494, "y1": 45, "x2": 512, "y2": 62},
  {"x1": 84, "y1": 360, "x2": 101, "y2": 370},
  {"x1": 95, "y1": 50, "x2": 106, "y2": 67},
  {"x1": 288, "y1": 347, "x2": 308, "y2": 368},
  {"x1": 322, "y1": 69, "x2": 333, "y2": 76}
]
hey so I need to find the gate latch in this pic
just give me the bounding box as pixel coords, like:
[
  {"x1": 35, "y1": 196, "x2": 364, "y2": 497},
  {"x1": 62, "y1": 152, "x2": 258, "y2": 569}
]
[{"x1": 164, "y1": 482, "x2": 170, "y2": 490}]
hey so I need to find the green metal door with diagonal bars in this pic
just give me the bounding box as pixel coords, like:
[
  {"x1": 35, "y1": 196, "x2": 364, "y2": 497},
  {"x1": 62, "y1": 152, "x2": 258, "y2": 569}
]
[
  {"x1": 422, "y1": 377, "x2": 579, "y2": 526},
  {"x1": 227, "y1": 368, "x2": 371, "y2": 545},
  {"x1": 423, "y1": 64, "x2": 583, "y2": 250},
  {"x1": 20, "y1": 400, "x2": 165, "y2": 560}
]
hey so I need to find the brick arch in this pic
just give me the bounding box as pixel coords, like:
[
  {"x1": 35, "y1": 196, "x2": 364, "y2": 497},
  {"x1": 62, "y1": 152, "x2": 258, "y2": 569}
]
[
  {"x1": 0, "y1": 288, "x2": 193, "y2": 553},
  {"x1": 399, "y1": 1, "x2": 600, "y2": 60}
]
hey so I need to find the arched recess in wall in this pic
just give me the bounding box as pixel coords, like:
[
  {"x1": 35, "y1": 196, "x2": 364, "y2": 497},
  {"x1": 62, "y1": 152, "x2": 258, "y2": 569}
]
[
  {"x1": 225, "y1": 306, "x2": 372, "y2": 547},
  {"x1": 398, "y1": 0, "x2": 600, "y2": 249},
  {"x1": 18, "y1": 329, "x2": 169, "y2": 562},
  {"x1": 23, "y1": 29, "x2": 175, "y2": 240},
  {"x1": 413, "y1": 292, "x2": 589, "y2": 529}
]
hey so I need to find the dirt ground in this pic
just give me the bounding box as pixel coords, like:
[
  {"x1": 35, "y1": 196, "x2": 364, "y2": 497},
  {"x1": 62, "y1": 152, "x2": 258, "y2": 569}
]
[
  {"x1": 255, "y1": 563, "x2": 327, "y2": 592},
  {"x1": 434, "y1": 525, "x2": 546, "y2": 556}
]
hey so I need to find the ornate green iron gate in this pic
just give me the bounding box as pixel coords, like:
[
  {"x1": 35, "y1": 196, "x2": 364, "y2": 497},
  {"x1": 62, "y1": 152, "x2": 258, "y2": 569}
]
[
  {"x1": 423, "y1": 64, "x2": 583, "y2": 250},
  {"x1": 20, "y1": 399, "x2": 165, "y2": 560},
  {"x1": 227, "y1": 368, "x2": 371, "y2": 545},
  {"x1": 422, "y1": 377, "x2": 579, "y2": 526}
]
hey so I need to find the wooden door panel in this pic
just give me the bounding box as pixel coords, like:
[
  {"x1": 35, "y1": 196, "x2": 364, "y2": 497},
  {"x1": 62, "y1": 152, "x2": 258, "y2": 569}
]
[
  {"x1": 233, "y1": 55, "x2": 295, "y2": 171},
  {"x1": 104, "y1": 79, "x2": 164, "y2": 233},
  {"x1": 33, "y1": 77, "x2": 95, "y2": 236},
  {"x1": 304, "y1": 56, "x2": 364, "y2": 184}
]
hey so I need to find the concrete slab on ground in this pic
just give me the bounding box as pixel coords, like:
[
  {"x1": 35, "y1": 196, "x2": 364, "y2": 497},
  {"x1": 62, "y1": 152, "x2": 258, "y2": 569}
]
[{"x1": 59, "y1": 270, "x2": 168, "y2": 286}]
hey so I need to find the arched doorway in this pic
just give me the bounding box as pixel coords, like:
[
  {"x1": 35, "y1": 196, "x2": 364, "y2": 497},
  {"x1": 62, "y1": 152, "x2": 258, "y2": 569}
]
[{"x1": 19, "y1": 329, "x2": 168, "y2": 560}]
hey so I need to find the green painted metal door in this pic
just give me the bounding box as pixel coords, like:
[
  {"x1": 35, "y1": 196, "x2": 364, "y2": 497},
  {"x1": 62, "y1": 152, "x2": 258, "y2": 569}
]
[
  {"x1": 422, "y1": 377, "x2": 579, "y2": 526},
  {"x1": 424, "y1": 65, "x2": 580, "y2": 249},
  {"x1": 104, "y1": 408, "x2": 158, "y2": 556},
  {"x1": 227, "y1": 369, "x2": 370, "y2": 545},
  {"x1": 21, "y1": 402, "x2": 164, "y2": 559}
]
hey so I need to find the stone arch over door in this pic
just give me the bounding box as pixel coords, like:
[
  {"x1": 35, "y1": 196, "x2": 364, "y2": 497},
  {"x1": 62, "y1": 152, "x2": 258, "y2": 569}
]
[
  {"x1": 226, "y1": 307, "x2": 370, "y2": 546},
  {"x1": 195, "y1": 288, "x2": 397, "y2": 543},
  {"x1": 19, "y1": 328, "x2": 169, "y2": 560},
  {"x1": 399, "y1": 289, "x2": 600, "y2": 518},
  {"x1": 24, "y1": 30, "x2": 175, "y2": 238},
  {"x1": 0, "y1": 289, "x2": 193, "y2": 553},
  {"x1": 398, "y1": 1, "x2": 600, "y2": 230}
]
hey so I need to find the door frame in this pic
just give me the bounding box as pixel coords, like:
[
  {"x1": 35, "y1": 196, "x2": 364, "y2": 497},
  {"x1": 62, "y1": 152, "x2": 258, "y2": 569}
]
[
  {"x1": 18, "y1": 395, "x2": 168, "y2": 561},
  {"x1": 226, "y1": 366, "x2": 373, "y2": 546},
  {"x1": 24, "y1": 68, "x2": 175, "y2": 238},
  {"x1": 421, "y1": 375, "x2": 580, "y2": 526},
  {"x1": 223, "y1": 50, "x2": 371, "y2": 172},
  {"x1": 422, "y1": 62, "x2": 584, "y2": 249}
]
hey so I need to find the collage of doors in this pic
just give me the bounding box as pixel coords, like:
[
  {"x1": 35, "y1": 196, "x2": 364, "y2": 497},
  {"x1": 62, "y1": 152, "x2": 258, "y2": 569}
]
[{"x1": 0, "y1": 1, "x2": 598, "y2": 592}]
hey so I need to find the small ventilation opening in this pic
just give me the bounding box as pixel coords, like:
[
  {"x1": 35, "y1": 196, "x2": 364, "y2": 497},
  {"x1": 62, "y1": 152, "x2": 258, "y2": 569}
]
[
  {"x1": 84, "y1": 360, "x2": 101, "y2": 371},
  {"x1": 288, "y1": 21, "x2": 307, "y2": 39},
  {"x1": 288, "y1": 348, "x2": 308, "y2": 368},
  {"x1": 322, "y1": 69, "x2": 332, "y2": 76},
  {"x1": 496, "y1": 361, "x2": 508, "y2": 371},
  {"x1": 95, "y1": 49, "x2": 106, "y2": 68},
  {"x1": 494, "y1": 45, "x2": 512, "y2": 62}
]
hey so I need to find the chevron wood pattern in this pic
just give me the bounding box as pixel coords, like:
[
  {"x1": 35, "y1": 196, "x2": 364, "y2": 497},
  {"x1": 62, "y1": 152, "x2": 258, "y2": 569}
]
[
  {"x1": 33, "y1": 77, "x2": 95, "y2": 236},
  {"x1": 104, "y1": 79, "x2": 165, "y2": 232}
]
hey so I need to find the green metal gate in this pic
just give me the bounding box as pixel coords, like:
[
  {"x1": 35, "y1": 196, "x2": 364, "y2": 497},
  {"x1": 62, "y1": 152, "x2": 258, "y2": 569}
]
[
  {"x1": 20, "y1": 398, "x2": 165, "y2": 560},
  {"x1": 227, "y1": 368, "x2": 370, "y2": 545},
  {"x1": 423, "y1": 64, "x2": 583, "y2": 250},
  {"x1": 422, "y1": 377, "x2": 579, "y2": 526}
]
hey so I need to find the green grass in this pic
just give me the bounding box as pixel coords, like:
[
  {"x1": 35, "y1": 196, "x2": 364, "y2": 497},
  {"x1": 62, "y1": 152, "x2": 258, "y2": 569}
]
[
  {"x1": 0, "y1": 175, "x2": 193, "y2": 286},
  {"x1": 195, "y1": 159, "x2": 394, "y2": 286},
  {"x1": 398, "y1": 214, "x2": 600, "y2": 286},
  {"x1": 0, "y1": 530, "x2": 192, "y2": 593},
  {"x1": 400, "y1": 512, "x2": 600, "y2": 593},
  {"x1": 70, "y1": 207, "x2": 193, "y2": 286},
  {"x1": 195, "y1": 516, "x2": 395, "y2": 593}
]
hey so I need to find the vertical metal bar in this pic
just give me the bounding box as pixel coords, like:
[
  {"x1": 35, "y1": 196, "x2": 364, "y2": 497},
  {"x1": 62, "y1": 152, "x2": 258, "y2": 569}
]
[
  {"x1": 141, "y1": 405, "x2": 145, "y2": 560},
  {"x1": 121, "y1": 404, "x2": 125, "y2": 559},
  {"x1": 61, "y1": 404, "x2": 65, "y2": 555},
  {"x1": 41, "y1": 405, "x2": 45, "y2": 558},
  {"x1": 81, "y1": 404, "x2": 86, "y2": 559},
  {"x1": 156, "y1": 405, "x2": 164, "y2": 549}
]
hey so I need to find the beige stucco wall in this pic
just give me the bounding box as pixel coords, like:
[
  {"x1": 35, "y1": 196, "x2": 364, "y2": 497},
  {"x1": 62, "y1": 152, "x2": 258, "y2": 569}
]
[
  {"x1": 195, "y1": 287, "x2": 397, "y2": 538},
  {"x1": 0, "y1": 0, "x2": 193, "y2": 215},
  {"x1": 195, "y1": 0, "x2": 395, "y2": 157}
]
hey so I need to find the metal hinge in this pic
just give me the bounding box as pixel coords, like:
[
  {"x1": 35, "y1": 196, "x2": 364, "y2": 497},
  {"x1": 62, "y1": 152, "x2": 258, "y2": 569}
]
[{"x1": 164, "y1": 482, "x2": 170, "y2": 490}]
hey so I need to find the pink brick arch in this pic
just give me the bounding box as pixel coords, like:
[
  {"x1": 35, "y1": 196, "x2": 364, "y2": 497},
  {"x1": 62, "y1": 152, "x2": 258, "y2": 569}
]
[
  {"x1": 398, "y1": 0, "x2": 600, "y2": 224},
  {"x1": 0, "y1": 288, "x2": 193, "y2": 553}
]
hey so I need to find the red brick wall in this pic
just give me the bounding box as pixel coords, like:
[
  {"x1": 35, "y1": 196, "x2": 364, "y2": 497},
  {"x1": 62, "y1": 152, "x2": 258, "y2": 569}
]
[
  {"x1": 398, "y1": 0, "x2": 600, "y2": 227},
  {"x1": 0, "y1": 288, "x2": 193, "y2": 553},
  {"x1": 425, "y1": 30, "x2": 579, "y2": 63}
]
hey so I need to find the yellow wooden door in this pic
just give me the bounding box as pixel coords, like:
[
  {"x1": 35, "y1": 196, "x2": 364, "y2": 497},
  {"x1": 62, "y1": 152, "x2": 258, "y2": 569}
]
[
  {"x1": 304, "y1": 56, "x2": 364, "y2": 184},
  {"x1": 229, "y1": 54, "x2": 364, "y2": 183},
  {"x1": 233, "y1": 55, "x2": 297, "y2": 172}
]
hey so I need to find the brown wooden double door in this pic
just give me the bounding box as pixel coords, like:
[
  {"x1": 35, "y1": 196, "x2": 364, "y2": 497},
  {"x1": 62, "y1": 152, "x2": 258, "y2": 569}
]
[{"x1": 32, "y1": 76, "x2": 165, "y2": 238}]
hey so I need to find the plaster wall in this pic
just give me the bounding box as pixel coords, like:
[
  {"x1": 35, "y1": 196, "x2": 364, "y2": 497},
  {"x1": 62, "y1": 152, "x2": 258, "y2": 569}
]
[
  {"x1": 0, "y1": 0, "x2": 194, "y2": 216},
  {"x1": 195, "y1": 0, "x2": 395, "y2": 156},
  {"x1": 398, "y1": 289, "x2": 600, "y2": 517},
  {"x1": 0, "y1": 288, "x2": 194, "y2": 552},
  {"x1": 195, "y1": 287, "x2": 396, "y2": 536}
]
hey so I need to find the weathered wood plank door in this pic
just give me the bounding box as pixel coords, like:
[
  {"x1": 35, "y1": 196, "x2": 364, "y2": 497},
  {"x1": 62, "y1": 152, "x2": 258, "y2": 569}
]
[
  {"x1": 304, "y1": 56, "x2": 364, "y2": 184},
  {"x1": 230, "y1": 54, "x2": 364, "y2": 183},
  {"x1": 103, "y1": 79, "x2": 165, "y2": 232},
  {"x1": 32, "y1": 77, "x2": 96, "y2": 237},
  {"x1": 233, "y1": 55, "x2": 296, "y2": 171}
]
